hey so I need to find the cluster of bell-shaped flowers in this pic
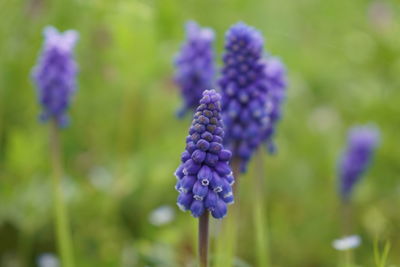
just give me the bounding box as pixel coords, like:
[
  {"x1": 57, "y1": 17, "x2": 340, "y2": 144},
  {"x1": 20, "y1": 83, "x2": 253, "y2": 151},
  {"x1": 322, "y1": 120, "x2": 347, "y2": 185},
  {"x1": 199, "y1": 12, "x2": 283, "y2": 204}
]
[
  {"x1": 175, "y1": 90, "x2": 234, "y2": 219},
  {"x1": 261, "y1": 57, "x2": 288, "y2": 153},
  {"x1": 32, "y1": 26, "x2": 79, "y2": 127},
  {"x1": 174, "y1": 21, "x2": 215, "y2": 117},
  {"x1": 338, "y1": 125, "x2": 380, "y2": 200},
  {"x1": 219, "y1": 22, "x2": 270, "y2": 172}
]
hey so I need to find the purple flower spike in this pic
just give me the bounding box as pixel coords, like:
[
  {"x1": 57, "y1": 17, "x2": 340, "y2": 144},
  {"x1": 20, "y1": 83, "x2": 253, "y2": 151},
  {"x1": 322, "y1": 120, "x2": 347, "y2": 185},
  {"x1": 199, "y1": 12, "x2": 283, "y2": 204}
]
[
  {"x1": 32, "y1": 26, "x2": 79, "y2": 127},
  {"x1": 261, "y1": 57, "x2": 288, "y2": 153},
  {"x1": 175, "y1": 90, "x2": 234, "y2": 219},
  {"x1": 174, "y1": 21, "x2": 215, "y2": 118},
  {"x1": 219, "y1": 22, "x2": 270, "y2": 172},
  {"x1": 339, "y1": 125, "x2": 380, "y2": 200}
]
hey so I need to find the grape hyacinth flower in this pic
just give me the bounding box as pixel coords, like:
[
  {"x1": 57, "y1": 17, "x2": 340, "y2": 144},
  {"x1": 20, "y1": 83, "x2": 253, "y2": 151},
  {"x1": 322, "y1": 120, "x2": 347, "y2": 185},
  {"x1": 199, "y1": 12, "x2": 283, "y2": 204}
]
[
  {"x1": 219, "y1": 22, "x2": 271, "y2": 172},
  {"x1": 338, "y1": 125, "x2": 380, "y2": 200},
  {"x1": 262, "y1": 57, "x2": 288, "y2": 154},
  {"x1": 32, "y1": 26, "x2": 79, "y2": 127},
  {"x1": 175, "y1": 89, "x2": 234, "y2": 219},
  {"x1": 31, "y1": 26, "x2": 78, "y2": 267},
  {"x1": 174, "y1": 21, "x2": 215, "y2": 117},
  {"x1": 333, "y1": 126, "x2": 379, "y2": 263}
]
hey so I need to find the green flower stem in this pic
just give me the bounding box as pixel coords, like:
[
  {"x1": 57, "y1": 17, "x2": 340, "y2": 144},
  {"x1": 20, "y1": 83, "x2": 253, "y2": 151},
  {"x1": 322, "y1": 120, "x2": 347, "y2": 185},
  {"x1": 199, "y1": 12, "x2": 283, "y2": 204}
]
[
  {"x1": 231, "y1": 157, "x2": 241, "y2": 194},
  {"x1": 199, "y1": 211, "x2": 209, "y2": 267},
  {"x1": 253, "y1": 150, "x2": 270, "y2": 267},
  {"x1": 213, "y1": 158, "x2": 241, "y2": 267},
  {"x1": 50, "y1": 120, "x2": 75, "y2": 267},
  {"x1": 341, "y1": 200, "x2": 354, "y2": 267}
]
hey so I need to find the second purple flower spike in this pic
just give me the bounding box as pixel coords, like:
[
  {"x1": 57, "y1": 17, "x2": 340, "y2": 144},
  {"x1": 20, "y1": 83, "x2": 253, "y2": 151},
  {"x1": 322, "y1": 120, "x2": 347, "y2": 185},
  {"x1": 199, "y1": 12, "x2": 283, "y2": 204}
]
[
  {"x1": 339, "y1": 125, "x2": 380, "y2": 200},
  {"x1": 219, "y1": 22, "x2": 269, "y2": 172},
  {"x1": 175, "y1": 90, "x2": 234, "y2": 219},
  {"x1": 32, "y1": 26, "x2": 79, "y2": 127},
  {"x1": 174, "y1": 21, "x2": 215, "y2": 118},
  {"x1": 262, "y1": 57, "x2": 288, "y2": 154}
]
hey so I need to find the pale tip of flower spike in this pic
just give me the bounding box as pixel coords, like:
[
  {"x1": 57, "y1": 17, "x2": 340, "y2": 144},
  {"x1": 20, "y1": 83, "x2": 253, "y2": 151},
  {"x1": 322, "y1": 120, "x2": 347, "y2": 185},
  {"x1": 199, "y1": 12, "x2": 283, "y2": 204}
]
[
  {"x1": 332, "y1": 235, "x2": 361, "y2": 251},
  {"x1": 43, "y1": 26, "x2": 79, "y2": 52},
  {"x1": 186, "y1": 21, "x2": 214, "y2": 41}
]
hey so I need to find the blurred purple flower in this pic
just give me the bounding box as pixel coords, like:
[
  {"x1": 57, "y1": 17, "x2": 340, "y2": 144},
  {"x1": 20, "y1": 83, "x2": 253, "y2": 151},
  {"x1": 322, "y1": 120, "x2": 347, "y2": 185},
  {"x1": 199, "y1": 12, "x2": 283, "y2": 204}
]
[
  {"x1": 174, "y1": 21, "x2": 215, "y2": 117},
  {"x1": 339, "y1": 125, "x2": 380, "y2": 200},
  {"x1": 219, "y1": 22, "x2": 269, "y2": 172},
  {"x1": 32, "y1": 26, "x2": 79, "y2": 127},
  {"x1": 261, "y1": 57, "x2": 288, "y2": 154},
  {"x1": 368, "y1": 1, "x2": 394, "y2": 32},
  {"x1": 175, "y1": 90, "x2": 234, "y2": 219}
]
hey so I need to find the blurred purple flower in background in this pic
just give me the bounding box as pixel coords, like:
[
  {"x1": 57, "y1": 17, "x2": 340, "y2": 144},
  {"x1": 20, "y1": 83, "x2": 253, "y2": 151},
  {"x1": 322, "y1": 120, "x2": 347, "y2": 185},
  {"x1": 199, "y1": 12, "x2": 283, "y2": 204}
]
[
  {"x1": 261, "y1": 57, "x2": 288, "y2": 154},
  {"x1": 175, "y1": 90, "x2": 234, "y2": 219},
  {"x1": 219, "y1": 22, "x2": 269, "y2": 172},
  {"x1": 174, "y1": 21, "x2": 215, "y2": 117},
  {"x1": 32, "y1": 26, "x2": 79, "y2": 127},
  {"x1": 367, "y1": 0, "x2": 394, "y2": 33},
  {"x1": 339, "y1": 125, "x2": 380, "y2": 200}
]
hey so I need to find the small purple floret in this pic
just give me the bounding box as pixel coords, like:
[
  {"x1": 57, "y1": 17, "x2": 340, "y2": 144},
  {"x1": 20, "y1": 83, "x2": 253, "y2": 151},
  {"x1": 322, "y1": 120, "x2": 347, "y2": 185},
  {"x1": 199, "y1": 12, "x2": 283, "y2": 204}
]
[
  {"x1": 175, "y1": 90, "x2": 234, "y2": 219},
  {"x1": 32, "y1": 26, "x2": 79, "y2": 127},
  {"x1": 211, "y1": 199, "x2": 228, "y2": 219},
  {"x1": 174, "y1": 21, "x2": 215, "y2": 117},
  {"x1": 339, "y1": 125, "x2": 380, "y2": 200}
]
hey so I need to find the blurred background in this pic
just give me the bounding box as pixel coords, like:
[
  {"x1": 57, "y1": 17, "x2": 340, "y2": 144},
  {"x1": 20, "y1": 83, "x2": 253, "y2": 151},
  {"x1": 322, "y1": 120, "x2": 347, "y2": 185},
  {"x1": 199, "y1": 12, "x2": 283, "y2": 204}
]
[{"x1": 0, "y1": 0, "x2": 399, "y2": 266}]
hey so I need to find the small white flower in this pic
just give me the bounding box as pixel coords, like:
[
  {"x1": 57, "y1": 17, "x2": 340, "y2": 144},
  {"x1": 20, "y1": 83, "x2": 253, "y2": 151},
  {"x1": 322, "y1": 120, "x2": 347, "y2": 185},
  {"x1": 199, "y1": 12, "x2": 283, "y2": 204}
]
[
  {"x1": 332, "y1": 235, "x2": 361, "y2": 251},
  {"x1": 149, "y1": 205, "x2": 175, "y2": 226},
  {"x1": 37, "y1": 253, "x2": 59, "y2": 267},
  {"x1": 89, "y1": 166, "x2": 113, "y2": 191}
]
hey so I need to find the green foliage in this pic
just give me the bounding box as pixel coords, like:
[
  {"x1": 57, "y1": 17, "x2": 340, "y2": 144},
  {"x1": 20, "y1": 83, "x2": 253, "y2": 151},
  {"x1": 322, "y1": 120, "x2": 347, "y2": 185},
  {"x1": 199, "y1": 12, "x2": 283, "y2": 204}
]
[{"x1": 1, "y1": 0, "x2": 400, "y2": 266}]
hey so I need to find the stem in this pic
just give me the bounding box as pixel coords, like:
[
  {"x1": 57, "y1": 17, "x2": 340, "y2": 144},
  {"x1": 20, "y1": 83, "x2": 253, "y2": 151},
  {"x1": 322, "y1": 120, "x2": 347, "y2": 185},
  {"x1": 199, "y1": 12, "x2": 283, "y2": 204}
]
[
  {"x1": 18, "y1": 230, "x2": 33, "y2": 267},
  {"x1": 214, "y1": 158, "x2": 241, "y2": 267},
  {"x1": 198, "y1": 212, "x2": 209, "y2": 267},
  {"x1": 50, "y1": 120, "x2": 75, "y2": 267},
  {"x1": 231, "y1": 157, "x2": 241, "y2": 194},
  {"x1": 340, "y1": 199, "x2": 352, "y2": 236},
  {"x1": 340, "y1": 200, "x2": 353, "y2": 267},
  {"x1": 253, "y1": 150, "x2": 270, "y2": 267}
]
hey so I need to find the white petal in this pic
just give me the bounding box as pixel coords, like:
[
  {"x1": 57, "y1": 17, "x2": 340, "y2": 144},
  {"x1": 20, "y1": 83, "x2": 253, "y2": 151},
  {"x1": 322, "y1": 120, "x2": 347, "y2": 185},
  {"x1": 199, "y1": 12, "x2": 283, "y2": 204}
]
[{"x1": 332, "y1": 235, "x2": 361, "y2": 251}]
